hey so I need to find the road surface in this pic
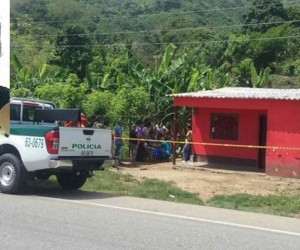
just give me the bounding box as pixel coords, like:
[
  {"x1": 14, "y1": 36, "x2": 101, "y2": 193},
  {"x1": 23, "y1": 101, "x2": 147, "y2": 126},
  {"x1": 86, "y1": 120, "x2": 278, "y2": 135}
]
[{"x1": 1, "y1": 186, "x2": 300, "y2": 250}]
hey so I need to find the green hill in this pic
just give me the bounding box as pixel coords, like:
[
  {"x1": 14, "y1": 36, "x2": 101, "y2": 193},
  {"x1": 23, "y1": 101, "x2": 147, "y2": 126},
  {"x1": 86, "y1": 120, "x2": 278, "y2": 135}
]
[{"x1": 10, "y1": 0, "x2": 300, "y2": 125}]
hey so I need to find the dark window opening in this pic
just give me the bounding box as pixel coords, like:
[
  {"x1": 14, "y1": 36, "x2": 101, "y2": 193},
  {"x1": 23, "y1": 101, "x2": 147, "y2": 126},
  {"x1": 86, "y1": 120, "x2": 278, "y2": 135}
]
[
  {"x1": 210, "y1": 113, "x2": 239, "y2": 140},
  {"x1": 10, "y1": 104, "x2": 54, "y2": 123}
]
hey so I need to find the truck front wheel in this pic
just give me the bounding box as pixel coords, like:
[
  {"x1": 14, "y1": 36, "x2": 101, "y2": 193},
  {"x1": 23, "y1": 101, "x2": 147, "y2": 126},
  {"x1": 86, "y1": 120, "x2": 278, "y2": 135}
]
[
  {"x1": 0, "y1": 153, "x2": 23, "y2": 194},
  {"x1": 56, "y1": 174, "x2": 87, "y2": 190}
]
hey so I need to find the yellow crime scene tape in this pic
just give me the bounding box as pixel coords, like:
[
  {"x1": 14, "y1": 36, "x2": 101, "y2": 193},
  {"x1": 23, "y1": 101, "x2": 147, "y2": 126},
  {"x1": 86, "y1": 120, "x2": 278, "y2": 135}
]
[{"x1": 114, "y1": 137, "x2": 300, "y2": 151}]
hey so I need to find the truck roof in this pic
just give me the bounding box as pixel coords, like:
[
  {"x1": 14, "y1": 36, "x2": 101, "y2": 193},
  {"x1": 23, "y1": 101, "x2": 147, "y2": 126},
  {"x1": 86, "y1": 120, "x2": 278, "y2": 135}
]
[{"x1": 10, "y1": 97, "x2": 56, "y2": 109}]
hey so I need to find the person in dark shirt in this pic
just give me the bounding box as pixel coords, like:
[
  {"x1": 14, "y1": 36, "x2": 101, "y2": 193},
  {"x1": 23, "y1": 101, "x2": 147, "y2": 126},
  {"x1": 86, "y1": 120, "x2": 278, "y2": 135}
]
[
  {"x1": 135, "y1": 120, "x2": 147, "y2": 162},
  {"x1": 129, "y1": 125, "x2": 138, "y2": 165}
]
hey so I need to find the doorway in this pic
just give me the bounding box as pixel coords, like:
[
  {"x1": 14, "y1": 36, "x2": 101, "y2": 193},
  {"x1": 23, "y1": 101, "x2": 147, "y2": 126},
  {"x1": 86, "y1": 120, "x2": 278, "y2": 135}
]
[{"x1": 258, "y1": 115, "x2": 267, "y2": 170}]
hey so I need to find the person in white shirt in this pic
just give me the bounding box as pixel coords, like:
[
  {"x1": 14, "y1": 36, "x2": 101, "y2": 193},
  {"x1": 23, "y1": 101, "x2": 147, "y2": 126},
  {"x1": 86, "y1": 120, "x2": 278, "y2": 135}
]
[
  {"x1": 142, "y1": 122, "x2": 151, "y2": 139},
  {"x1": 155, "y1": 121, "x2": 169, "y2": 138}
]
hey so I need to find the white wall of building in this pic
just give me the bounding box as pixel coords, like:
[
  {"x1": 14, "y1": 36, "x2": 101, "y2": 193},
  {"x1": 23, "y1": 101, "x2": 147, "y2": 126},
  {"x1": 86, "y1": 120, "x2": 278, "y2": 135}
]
[{"x1": 0, "y1": 0, "x2": 10, "y2": 88}]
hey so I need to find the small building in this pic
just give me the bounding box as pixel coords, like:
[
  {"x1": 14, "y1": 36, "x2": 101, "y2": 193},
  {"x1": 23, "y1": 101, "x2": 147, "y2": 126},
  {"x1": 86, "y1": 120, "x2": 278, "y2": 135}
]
[{"x1": 172, "y1": 87, "x2": 300, "y2": 179}]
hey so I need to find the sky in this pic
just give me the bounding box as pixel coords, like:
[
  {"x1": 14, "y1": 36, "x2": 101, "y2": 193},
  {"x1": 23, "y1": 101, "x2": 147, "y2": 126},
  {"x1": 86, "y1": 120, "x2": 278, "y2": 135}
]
[{"x1": 0, "y1": 0, "x2": 10, "y2": 88}]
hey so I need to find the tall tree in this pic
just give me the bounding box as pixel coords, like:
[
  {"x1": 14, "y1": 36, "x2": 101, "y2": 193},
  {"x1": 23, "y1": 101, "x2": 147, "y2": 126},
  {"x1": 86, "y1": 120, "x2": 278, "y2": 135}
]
[
  {"x1": 242, "y1": 0, "x2": 287, "y2": 33},
  {"x1": 50, "y1": 25, "x2": 93, "y2": 81}
]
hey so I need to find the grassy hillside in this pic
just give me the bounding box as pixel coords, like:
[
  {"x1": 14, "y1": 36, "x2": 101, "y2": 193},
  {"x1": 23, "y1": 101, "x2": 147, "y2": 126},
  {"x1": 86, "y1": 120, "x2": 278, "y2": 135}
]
[
  {"x1": 10, "y1": 0, "x2": 300, "y2": 126},
  {"x1": 10, "y1": 0, "x2": 252, "y2": 70}
]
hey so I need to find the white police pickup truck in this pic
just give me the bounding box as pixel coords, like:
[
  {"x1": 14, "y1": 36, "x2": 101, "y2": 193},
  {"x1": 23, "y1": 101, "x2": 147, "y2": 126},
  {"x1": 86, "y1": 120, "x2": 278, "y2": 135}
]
[{"x1": 0, "y1": 98, "x2": 112, "y2": 194}]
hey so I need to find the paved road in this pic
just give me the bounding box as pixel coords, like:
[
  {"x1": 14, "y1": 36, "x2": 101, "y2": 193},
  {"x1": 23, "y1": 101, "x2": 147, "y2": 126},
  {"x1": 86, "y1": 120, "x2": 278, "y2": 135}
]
[{"x1": 1, "y1": 186, "x2": 300, "y2": 250}]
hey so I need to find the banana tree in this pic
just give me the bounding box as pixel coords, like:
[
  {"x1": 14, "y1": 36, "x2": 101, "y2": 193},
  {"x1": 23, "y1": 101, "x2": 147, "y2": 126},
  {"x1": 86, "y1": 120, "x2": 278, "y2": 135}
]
[
  {"x1": 198, "y1": 69, "x2": 230, "y2": 90},
  {"x1": 250, "y1": 63, "x2": 271, "y2": 88},
  {"x1": 11, "y1": 53, "x2": 68, "y2": 96},
  {"x1": 107, "y1": 43, "x2": 231, "y2": 127}
]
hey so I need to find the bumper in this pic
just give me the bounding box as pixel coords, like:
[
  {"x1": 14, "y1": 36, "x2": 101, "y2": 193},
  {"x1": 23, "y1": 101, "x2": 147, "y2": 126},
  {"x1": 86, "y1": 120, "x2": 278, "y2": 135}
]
[
  {"x1": 48, "y1": 157, "x2": 110, "y2": 170},
  {"x1": 48, "y1": 159, "x2": 73, "y2": 169}
]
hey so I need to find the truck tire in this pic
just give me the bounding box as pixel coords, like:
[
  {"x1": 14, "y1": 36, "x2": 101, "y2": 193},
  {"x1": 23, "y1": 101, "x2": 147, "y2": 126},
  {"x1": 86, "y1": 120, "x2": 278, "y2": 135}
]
[
  {"x1": 0, "y1": 153, "x2": 23, "y2": 194},
  {"x1": 56, "y1": 174, "x2": 87, "y2": 190}
]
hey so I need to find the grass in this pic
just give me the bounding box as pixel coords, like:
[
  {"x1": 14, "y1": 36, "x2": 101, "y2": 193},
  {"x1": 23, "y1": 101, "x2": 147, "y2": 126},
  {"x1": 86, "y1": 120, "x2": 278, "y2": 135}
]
[
  {"x1": 44, "y1": 166, "x2": 204, "y2": 206},
  {"x1": 270, "y1": 74, "x2": 300, "y2": 88},
  {"x1": 207, "y1": 194, "x2": 300, "y2": 217},
  {"x1": 42, "y1": 165, "x2": 300, "y2": 217}
]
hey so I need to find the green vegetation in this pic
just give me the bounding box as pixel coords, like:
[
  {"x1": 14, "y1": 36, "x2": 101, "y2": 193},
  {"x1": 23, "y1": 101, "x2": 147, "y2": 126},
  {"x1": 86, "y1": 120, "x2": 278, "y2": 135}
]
[
  {"x1": 44, "y1": 168, "x2": 204, "y2": 205},
  {"x1": 208, "y1": 194, "x2": 300, "y2": 217},
  {"x1": 10, "y1": 0, "x2": 300, "y2": 218},
  {"x1": 10, "y1": 0, "x2": 300, "y2": 131},
  {"x1": 41, "y1": 167, "x2": 300, "y2": 217}
]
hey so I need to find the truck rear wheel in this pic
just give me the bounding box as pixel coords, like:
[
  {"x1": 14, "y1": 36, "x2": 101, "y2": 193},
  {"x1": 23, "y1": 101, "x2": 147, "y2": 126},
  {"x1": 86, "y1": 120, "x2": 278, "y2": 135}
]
[
  {"x1": 56, "y1": 174, "x2": 87, "y2": 190},
  {"x1": 0, "y1": 153, "x2": 23, "y2": 194}
]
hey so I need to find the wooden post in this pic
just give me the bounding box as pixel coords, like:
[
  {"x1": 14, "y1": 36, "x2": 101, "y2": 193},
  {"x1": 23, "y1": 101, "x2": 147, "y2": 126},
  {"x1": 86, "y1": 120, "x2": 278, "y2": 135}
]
[{"x1": 172, "y1": 106, "x2": 178, "y2": 166}]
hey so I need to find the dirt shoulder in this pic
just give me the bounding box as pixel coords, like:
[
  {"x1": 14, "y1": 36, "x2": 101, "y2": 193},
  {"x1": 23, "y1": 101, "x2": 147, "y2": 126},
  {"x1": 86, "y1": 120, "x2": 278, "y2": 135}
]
[{"x1": 120, "y1": 161, "x2": 300, "y2": 202}]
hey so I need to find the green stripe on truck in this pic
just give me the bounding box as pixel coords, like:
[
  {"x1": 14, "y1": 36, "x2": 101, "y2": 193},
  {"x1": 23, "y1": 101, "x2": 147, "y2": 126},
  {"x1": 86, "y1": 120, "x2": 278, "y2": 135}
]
[{"x1": 10, "y1": 125, "x2": 58, "y2": 137}]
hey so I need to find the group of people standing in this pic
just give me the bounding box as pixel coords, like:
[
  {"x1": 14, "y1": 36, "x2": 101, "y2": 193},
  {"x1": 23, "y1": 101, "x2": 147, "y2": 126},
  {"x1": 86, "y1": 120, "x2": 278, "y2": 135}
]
[
  {"x1": 129, "y1": 120, "x2": 171, "y2": 165},
  {"x1": 62, "y1": 115, "x2": 193, "y2": 166},
  {"x1": 112, "y1": 119, "x2": 194, "y2": 166}
]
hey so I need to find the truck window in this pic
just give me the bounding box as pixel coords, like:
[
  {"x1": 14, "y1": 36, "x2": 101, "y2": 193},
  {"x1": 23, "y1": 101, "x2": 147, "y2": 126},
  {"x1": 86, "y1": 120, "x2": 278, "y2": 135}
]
[
  {"x1": 10, "y1": 104, "x2": 37, "y2": 122},
  {"x1": 23, "y1": 106, "x2": 35, "y2": 121},
  {"x1": 10, "y1": 104, "x2": 21, "y2": 121},
  {"x1": 10, "y1": 104, "x2": 54, "y2": 123}
]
